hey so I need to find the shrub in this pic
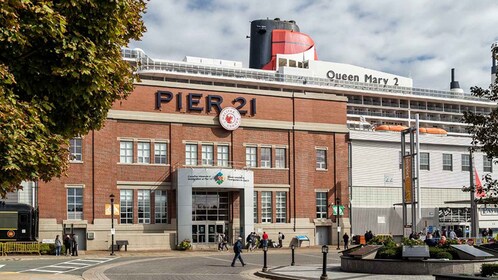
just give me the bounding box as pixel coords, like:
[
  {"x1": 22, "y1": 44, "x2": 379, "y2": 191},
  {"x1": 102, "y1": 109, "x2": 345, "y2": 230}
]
[
  {"x1": 369, "y1": 235, "x2": 396, "y2": 248},
  {"x1": 429, "y1": 247, "x2": 453, "y2": 260},
  {"x1": 177, "y1": 239, "x2": 192, "y2": 250},
  {"x1": 377, "y1": 247, "x2": 402, "y2": 259},
  {"x1": 40, "y1": 243, "x2": 66, "y2": 255},
  {"x1": 482, "y1": 264, "x2": 498, "y2": 277},
  {"x1": 402, "y1": 237, "x2": 425, "y2": 247}
]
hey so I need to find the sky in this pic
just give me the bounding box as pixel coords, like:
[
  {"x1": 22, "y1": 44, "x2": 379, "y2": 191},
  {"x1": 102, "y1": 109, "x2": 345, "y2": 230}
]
[{"x1": 129, "y1": 0, "x2": 498, "y2": 91}]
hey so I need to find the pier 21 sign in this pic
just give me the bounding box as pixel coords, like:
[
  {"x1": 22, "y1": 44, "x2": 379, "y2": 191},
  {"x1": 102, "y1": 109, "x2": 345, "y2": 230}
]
[{"x1": 155, "y1": 90, "x2": 257, "y2": 116}]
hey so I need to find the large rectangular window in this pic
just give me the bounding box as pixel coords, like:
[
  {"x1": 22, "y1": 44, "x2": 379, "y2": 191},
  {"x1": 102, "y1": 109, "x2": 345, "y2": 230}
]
[
  {"x1": 217, "y1": 145, "x2": 229, "y2": 167},
  {"x1": 276, "y1": 191, "x2": 286, "y2": 223},
  {"x1": 201, "y1": 144, "x2": 214, "y2": 166},
  {"x1": 443, "y1": 154, "x2": 453, "y2": 171},
  {"x1": 261, "y1": 147, "x2": 271, "y2": 168},
  {"x1": 69, "y1": 138, "x2": 82, "y2": 161},
  {"x1": 185, "y1": 144, "x2": 198, "y2": 166},
  {"x1": 138, "y1": 190, "x2": 150, "y2": 224},
  {"x1": 154, "y1": 143, "x2": 167, "y2": 164},
  {"x1": 137, "y1": 142, "x2": 150, "y2": 164},
  {"x1": 120, "y1": 141, "x2": 133, "y2": 163},
  {"x1": 462, "y1": 154, "x2": 470, "y2": 171},
  {"x1": 154, "y1": 190, "x2": 168, "y2": 224},
  {"x1": 420, "y1": 152, "x2": 430, "y2": 170},
  {"x1": 484, "y1": 156, "x2": 493, "y2": 173},
  {"x1": 316, "y1": 192, "x2": 327, "y2": 219},
  {"x1": 246, "y1": 146, "x2": 257, "y2": 167},
  {"x1": 275, "y1": 148, "x2": 286, "y2": 168},
  {"x1": 120, "y1": 190, "x2": 133, "y2": 224},
  {"x1": 261, "y1": 191, "x2": 272, "y2": 223},
  {"x1": 253, "y1": 191, "x2": 258, "y2": 223},
  {"x1": 316, "y1": 149, "x2": 327, "y2": 169},
  {"x1": 67, "y1": 187, "x2": 83, "y2": 220}
]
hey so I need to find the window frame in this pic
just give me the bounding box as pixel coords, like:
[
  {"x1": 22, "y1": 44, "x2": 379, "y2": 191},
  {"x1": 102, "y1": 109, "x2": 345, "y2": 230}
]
[
  {"x1": 217, "y1": 145, "x2": 229, "y2": 167},
  {"x1": 120, "y1": 141, "x2": 133, "y2": 163},
  {"x1": 201, "y1": 144, "x2": 214, "y2": 166},
  {"x1": 137, "y1": 190, "x2": 151, "y2": 224},
  {"x1": 316, "y1": 192, "x2": 328, "y2": 219},
  {"x1": 275, "y1": 148, "x2": 286, "y2": 168},
  {"x1": 276, "y1": 191, "x2": 286, "y2": 223},
  {"x1": 261, "y1": 191, "x2": 272, "y2": 223},
  {"x1": 261, "y1": 147, "x2": 272, "y2": 168},
  {"x1": 484, "y1": 156, "x2": 493, "y2": 173},
  {"x1": 137, "y1": 142, "x2": 150, "y2": 164},
  {"x1": 69, "y1": 138, "x2": 82, "y2": 162},
  {"x1": 67, "y1": 187, "x2": 83, "y2": 220},
  {"x1": 420, "y1": 152, "x2": 430, "y2": 171},
  {"x1": 461, "y1": 154, "x2": 470, "y2": 171},
  {"x1": 154, "y1": 190, "x2": 168, "y2": 224},
  {"x1": 185, "y1": 144, "x2": 198, "y2": 166},
  {"x1": 316, "y1": 149, "x2": 327, "y2": 170},
  {"x1": 246, "y1": 146, "x2": 257, "y2": 168},
  {"x1": 443, "y1": 154, "x2": 453, "y2": 171},
  {"x1": 154, "y1": 142, "x2": 168, "y2": 164},
  {"x1": 120, "y1": 190, "x2": 134, "y2": 224}
]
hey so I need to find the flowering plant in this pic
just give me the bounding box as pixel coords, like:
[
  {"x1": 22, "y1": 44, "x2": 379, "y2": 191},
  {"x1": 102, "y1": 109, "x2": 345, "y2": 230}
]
[{"x1": 177, "y1": 239, "x2": 192, "y2": 250}]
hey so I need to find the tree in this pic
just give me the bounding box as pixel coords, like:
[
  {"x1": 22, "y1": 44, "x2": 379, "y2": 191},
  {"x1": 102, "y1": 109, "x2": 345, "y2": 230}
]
[
  {"x1": 463, "y1": 68, "x2": 498, "y2": 201},
  {"x1": 0, "y1": 0, "x2": 146, "y2": 197}
]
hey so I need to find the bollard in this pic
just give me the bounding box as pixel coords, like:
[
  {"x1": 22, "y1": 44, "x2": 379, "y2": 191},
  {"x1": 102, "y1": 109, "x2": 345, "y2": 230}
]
[
  {"x1": 262, "y1": 245, "x2": 268, "y2": 272},
  {"x1": 291, "y1": 244, "x2": 295, "y2": 266},
  {"x1": 320, "y1": 245, "x2": 328, "y2": 280}
]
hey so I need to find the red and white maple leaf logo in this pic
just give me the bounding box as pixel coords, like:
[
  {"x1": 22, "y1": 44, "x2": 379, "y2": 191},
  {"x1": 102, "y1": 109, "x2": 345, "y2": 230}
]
[{"x1": 225, "y1": 115, "x2": 233, "y2": 124}]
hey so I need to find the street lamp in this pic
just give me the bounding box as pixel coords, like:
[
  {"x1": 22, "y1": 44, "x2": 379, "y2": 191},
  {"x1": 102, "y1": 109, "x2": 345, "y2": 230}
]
[
  {"x1": 262, "y1": 245, "x2": 268, "y2": 272},
  {"x1": 320, "y1": 245, "x2": 329, "y2": 280},
  {"x1": 110, "y1": 194, "x2": 115, "y2": 256},
  {"x1": 291, "y1": 244, "x2": 295, "y2": 266},
  {"x1": 336, "y1": 198, "x2": 340, "y2": 250}
]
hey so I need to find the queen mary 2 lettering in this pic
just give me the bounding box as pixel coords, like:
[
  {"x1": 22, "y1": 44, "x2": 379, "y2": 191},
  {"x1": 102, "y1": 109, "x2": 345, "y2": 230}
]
[{"x1": 327, "y1": 70, "x2": 396, "y2": 86}]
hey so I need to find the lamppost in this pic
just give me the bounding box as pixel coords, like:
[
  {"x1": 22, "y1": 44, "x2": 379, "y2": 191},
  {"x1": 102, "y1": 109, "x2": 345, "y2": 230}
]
[
  {"x1": 336, "y1": 198, "x2": 340, "y2": 250},
  {"x1": 262, "y1": 245, "x2": 268, "y2": 272},
  {"x1": 291, "y1": 244, "x2": 295, "y2": 266},
  {"x1": 110, "y1": 194, "x2": 115, "y2": 256},
  {"x1": 320, "y1": 245, "x2": 329, "y2": 280}
]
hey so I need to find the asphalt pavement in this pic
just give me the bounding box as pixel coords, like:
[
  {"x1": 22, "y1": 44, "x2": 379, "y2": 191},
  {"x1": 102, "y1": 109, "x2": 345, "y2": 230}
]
[{"x1": 0, "y1": 247, "x2": 436, "y2": 280}]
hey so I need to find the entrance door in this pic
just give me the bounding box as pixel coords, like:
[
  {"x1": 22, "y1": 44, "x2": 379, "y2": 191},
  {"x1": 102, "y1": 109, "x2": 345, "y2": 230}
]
[
  {"x1": 316, "y1": 226, "x2": 330, "y2": 245},
  {"x1": 193, "y1": 223, "x2": 226, "y2": 243}
]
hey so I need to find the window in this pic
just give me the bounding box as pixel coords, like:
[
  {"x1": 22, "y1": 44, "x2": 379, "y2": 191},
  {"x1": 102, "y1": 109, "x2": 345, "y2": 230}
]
[
  {"x1": 154, "y1": 190, "x2": 168, "y2": 223},
  {"x1": 316, "y1": 192, "x2": 327, "y2": 218},
  {"x1": 120, "y1": 190, "x2": 133, "y2": 224},
  {"x1": 246, "y1": 146, "x2": 257, "y2": 167},
  {"x1": 69, "y1": 138, "x2": 82, "y2": 161},
  {"x1": 185, "y1": 144, "x2": 198, "y2": 166},
  {"x1": 154, "y1": 143, "x2": 167, "y2": 164},
  {"x1": 484, "y1": 156, "x2": 493, "y2": 173},
  {"x1": 253, "y1": 191, "x2": 258, "y2": 223},
  {"x1": 261, "y1": 147, "x2": 271, "y2": 168},
  {"x1": 462, "y1": 154, "x2": 470, "y2": 171},
  {"x1": 420, "y1": 152, "x2": 430, "y2": 170},
  {"x1": 120, "y1": 141, "x2": 133, "y2": 163},
  {"x1": 275, "y1": 148, "x2": 286, "y2": 168},
  {"x1": 138, "y1": 190, "x2": 150, "y2": 224},
  {"x1": 399, "y1": 151, "x2": 402, "y2": 169},
  {"x1": 261, "y1": 191, "x2": 272, "y2": 223},
  {"x1": 276, "y1": 192, "x2": 286, "y2": 223},
  {"x1": 217, "y1": 145, "x2": 229, "y2": 167},
  {"x1": 201, "y1": 144, "x2": 214, "y2": 166},
  {"x1": 67, "y1": 188, "x2": 83, "y2": 220},
  {"x1": 137, "y1": 142, "x2": 150, "y2": 164},
  {"x1": 443, "y1": 154, "x2": 453, "y2": 171},
  {"x1": 316, "y1": 149, "x2": 327, "y2": 169}
]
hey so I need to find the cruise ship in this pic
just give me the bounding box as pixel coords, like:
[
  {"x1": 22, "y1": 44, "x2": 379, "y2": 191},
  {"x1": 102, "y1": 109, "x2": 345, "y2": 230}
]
[{"x1": 122, "y1": 18, "x2": 498, "y2": 237}]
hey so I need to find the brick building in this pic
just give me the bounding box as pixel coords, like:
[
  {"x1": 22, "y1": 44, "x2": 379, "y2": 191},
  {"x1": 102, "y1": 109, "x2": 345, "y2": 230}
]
[{"x1": 35, "y1": 67, "x2": 350, "y2": 250}]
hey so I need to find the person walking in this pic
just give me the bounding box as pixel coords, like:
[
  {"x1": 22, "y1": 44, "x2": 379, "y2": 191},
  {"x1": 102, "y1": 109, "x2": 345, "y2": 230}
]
[
  {"x1": 231, "y1": 237, "x2": 246, "y2": 267},
  {"x1": 262, "y1": 231, "x2": 269, "y2": 248},
  {"x1": 217, "y1": 233, "x2": 224, "y2": 251},
  {"x1": 54, "y1": 235, "x2": 62, "y2": 256},
  {"x1": 278, "y1": 232, "x2": 284, "y2": 248},
  {"x1": 221, "y1": 233, "x2": 229, "y2": 251},
  {"x1": 343, "y1": 232, "x2": 350, "y2": 250}
]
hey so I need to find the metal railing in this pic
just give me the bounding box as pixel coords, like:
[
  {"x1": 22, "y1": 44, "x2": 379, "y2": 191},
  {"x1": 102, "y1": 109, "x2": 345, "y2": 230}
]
[
  {"x1": 1, "y1": 242, "x2": 40, "y2": 256},
  {"x1": 122, "y1": 48, "x2": 490, "y2": 103}
]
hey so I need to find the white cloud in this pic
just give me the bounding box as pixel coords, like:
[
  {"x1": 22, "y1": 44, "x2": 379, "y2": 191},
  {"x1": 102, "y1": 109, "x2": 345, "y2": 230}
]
[{"x1": 130, "y1": 0, "x2": 498, "y2": 91}]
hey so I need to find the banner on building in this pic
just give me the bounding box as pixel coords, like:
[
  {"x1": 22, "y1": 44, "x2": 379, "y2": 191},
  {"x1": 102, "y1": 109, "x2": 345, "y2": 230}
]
[
  {"x1": 332, "y1": 205, "x2": 344, "y2": 215},
  {"x1": 105, "y1": 204, "x2": 120, "y2": 216},
  {"x1": 475, "y1": 167, "x2": 486, "y2": 198},
  {"x1": 403, "y1": 155, "x2": 412, "y2": 203}
]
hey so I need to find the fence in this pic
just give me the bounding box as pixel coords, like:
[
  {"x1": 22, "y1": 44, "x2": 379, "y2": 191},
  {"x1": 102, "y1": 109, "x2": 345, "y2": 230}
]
[{"x1": 0, "y1": 242, "x2": 40, "y2": 256}]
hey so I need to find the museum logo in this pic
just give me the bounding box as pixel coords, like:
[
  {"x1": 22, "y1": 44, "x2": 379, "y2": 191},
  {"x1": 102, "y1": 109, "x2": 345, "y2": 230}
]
[{"x1": 214, "y1": 172, "x2": 225, "y2": 185}]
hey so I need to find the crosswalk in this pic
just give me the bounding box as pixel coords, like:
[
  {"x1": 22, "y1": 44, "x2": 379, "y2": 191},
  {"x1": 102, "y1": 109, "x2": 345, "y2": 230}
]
[{"x1": 19, "y1": 257, "x2": 117, "y2": 274}]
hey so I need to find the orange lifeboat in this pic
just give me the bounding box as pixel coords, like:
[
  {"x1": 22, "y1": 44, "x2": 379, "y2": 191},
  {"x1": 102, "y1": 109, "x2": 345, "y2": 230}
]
[
  {"x1": 374, "y1": 125, "x2": 409, "y2": 132},
  {"x1": 419, "y1": 127, "x2": 447, "y2": 135}
]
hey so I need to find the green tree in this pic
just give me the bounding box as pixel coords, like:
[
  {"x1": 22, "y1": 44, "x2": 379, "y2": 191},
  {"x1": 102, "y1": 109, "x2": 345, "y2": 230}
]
[
  {"x1": 0, "y1": 0, "x2": 146, "y2": 197},
  {"x1": 463, "y1": 71, "x2": 498, "y2": 199}
]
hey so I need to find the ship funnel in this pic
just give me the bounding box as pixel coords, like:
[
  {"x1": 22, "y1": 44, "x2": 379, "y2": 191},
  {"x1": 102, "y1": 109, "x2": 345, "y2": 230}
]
[{"x1": 450, "y1": 68, "x2": 464, "y2": 94}]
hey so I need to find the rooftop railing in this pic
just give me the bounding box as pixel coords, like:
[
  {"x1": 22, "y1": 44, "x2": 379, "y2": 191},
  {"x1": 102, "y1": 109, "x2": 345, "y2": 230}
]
[{"x1": 122, "y1": 48, "x2": 489, "y2": 103}]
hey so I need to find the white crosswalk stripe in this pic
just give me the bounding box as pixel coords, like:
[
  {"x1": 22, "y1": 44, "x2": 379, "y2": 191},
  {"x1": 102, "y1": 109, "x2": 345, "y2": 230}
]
[{"x1": 19, "y1": 257, "x2": 118, "y2": 274}]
